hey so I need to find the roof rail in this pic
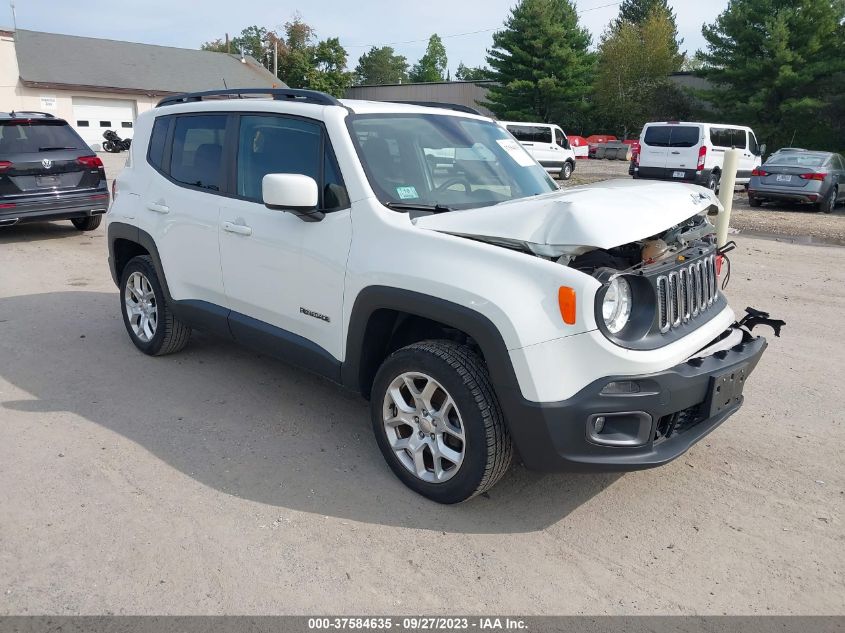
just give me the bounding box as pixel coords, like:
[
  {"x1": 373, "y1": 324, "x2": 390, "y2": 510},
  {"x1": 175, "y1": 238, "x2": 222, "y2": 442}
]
[
  {"x1": 388, "y1": 101, "x2": 483, "y2": 116},
  {"x1": 156, "y1": 88, "x2": 341, "y2": 108},
  {"x1": 3, "y1": 111, "x2": 56, "y2": 119}
]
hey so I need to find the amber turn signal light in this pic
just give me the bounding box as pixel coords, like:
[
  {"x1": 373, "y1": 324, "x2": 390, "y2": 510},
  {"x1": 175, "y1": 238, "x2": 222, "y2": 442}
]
[{"x1": 558, "y1": 287, "x2": 576, "y2": 325}]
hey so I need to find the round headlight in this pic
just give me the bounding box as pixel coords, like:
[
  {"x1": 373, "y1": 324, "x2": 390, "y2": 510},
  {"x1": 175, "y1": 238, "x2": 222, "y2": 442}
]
[{"x1": 602, "y1": 277, "x2": 632, "y2": 334}]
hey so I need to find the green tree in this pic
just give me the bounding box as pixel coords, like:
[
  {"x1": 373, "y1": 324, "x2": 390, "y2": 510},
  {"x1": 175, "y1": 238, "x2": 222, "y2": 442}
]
[
  {"x1": 202, "y1": 25, "x2": 273, "y2": 70},
  {"x1": 483, "y1": 0, "x2": 594, "y2": 126},
  {"x1": 308, "y1": 37, "x2": 354, "y2": 97},
  {"x1": 409, "y1": 34, "x2": 448, "y2": 83},
  {"x1": 354, "y1": 46, "x2": 409, "y2": 85},
  {"x1": 594, "y1": 7, "x2": 685, "y2": 138},
  {"x1": 698, "y1": 0, "x2": 845, "y2": 152},
  {"x1": 613, "y1": 0, "x2": 681, "y2": 57},
  {"x1": 455, "y1": 62, "x2": 491, "y2": 81}
]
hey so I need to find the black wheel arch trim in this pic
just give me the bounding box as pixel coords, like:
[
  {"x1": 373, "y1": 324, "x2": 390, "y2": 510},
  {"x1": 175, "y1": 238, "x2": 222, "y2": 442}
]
[
  {"x1": 341, "y1": 285, "x2": 523, "y2": 409},
  {"x1": 107, "y1": 222, "x2": 174, "y2": 303}
]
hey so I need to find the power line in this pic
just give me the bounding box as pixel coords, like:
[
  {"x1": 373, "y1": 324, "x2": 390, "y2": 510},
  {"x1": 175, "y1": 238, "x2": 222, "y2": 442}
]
[{"x1": 342, "y1": 1, "x2": 622, "y2": 48}]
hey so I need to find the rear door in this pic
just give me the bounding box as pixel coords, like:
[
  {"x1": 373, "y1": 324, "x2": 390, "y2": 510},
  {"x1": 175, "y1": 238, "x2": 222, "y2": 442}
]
[
  {"x1": 142, "y1": 113, "x2": 228, "y2": 307},
  {"x1": 665, "y1": 125, "x2": 701, "y2": 172},
  {"x1": 0, "y1": 119, "x2": 104, "y2": 200},
  {"x1": 639, "y1": 124, "x2": 670, "y2": 169}
]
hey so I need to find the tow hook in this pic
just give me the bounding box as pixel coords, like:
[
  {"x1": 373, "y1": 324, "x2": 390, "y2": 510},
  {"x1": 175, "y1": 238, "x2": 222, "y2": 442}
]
[{"x1": 739, "y1": 307, "x2": 786, "y2": 337}]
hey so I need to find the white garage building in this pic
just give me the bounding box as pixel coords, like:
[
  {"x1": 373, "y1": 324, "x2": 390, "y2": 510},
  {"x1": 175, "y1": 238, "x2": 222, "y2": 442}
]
[{"x1": 0, "y1": 28, "x2": 281, "y2": 150}]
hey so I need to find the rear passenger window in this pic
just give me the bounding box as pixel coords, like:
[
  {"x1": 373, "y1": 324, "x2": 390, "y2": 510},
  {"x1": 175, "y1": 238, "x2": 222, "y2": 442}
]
[
  {"x1": 170, "y1": 115, "x2": 227, "y2": 191},
  {"x1": 236, "y1": 114, "x2": 347, "y2": 211},
  {"x1": 147, "y1": 117, "x2": 170, "y2": 171},
  {"x1": 507, "y1": 125, "x2": 552, "y2": 144},
  {"x1": 711, "y1": 128, "x2": 747, "y2": 149},
  {"x1": 643, "y1": 126, "x2": 672, "y2": 147}
]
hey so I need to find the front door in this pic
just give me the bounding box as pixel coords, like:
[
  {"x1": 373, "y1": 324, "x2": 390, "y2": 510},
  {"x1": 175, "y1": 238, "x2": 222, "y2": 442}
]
[{"x1": 219, "y1": 113, "x2": 352, "y2": 362}]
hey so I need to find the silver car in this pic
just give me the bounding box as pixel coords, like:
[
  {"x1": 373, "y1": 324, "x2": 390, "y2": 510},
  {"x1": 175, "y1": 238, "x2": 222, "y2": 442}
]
[{"x1": 748, "y1": 150, "x2": 845, "y2": 213}]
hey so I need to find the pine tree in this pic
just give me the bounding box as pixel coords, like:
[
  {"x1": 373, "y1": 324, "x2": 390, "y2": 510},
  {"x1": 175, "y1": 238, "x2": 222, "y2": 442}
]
[
  {"x1": 612, "y1": 0, "x2": 681, "y2": 57},
  {"x1": 484, "y1": 0, "x2": 594, "y2": 125},
  {"x1": 698, "y1": 0, "x2": 845, "y2": 152}
]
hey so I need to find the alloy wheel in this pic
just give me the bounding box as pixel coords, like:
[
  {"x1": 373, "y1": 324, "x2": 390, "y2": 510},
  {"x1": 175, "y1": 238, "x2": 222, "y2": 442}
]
[
  {"x1": 124, "y1": 271, "x2": 158, "y2": 342},
  {"x1": 382, "y1": 372, "x2": 466, "y2": 484}
]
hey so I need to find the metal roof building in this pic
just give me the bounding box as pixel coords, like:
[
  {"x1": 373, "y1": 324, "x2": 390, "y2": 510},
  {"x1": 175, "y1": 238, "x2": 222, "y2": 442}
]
[{"x1": 1, "y1": 28, "x2": 281, "y2": 149}]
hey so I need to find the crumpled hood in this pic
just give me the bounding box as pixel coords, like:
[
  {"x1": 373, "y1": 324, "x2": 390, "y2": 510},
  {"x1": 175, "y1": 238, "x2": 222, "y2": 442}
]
[{"x1": 413, "y1": 179, "x2": 722, "y2": 257}]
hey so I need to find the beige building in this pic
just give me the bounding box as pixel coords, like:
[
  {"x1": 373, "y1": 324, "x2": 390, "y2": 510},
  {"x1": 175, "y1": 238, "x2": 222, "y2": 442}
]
[{"x1": 1, "y1": 28, "x2": 279, "y2": 150}]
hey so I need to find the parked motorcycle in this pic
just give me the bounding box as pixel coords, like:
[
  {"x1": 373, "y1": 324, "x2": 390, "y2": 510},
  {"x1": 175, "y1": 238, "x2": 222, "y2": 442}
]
[{"x1": 102, "y1": 129, "x2": 132, "y2": 153}]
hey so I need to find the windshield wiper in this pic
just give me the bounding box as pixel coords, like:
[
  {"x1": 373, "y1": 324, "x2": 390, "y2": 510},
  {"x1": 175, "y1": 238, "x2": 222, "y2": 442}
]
[
  {"x1": 38, "y1": 146, "x2": 78, "y2": 151},
  {"x1": 385, "y1": 201, "x2": 452, "y2": 214}
]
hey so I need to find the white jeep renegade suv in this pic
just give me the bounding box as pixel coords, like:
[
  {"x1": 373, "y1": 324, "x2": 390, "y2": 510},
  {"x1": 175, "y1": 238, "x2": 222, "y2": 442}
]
[{"x1": 106, "y1": 89, "x2": 780, "y2": 504}]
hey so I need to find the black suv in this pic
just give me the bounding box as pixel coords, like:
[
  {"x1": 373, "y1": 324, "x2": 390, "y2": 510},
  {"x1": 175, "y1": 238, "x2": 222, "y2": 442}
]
[{"x1": 0, "y1": 111, "x2": 109, "y2": 230}]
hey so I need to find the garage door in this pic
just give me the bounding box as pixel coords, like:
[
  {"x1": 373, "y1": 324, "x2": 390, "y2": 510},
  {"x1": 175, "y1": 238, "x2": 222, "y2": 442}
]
[{"x1": 71, "y1": 97, "x2": 136, "y2": 150}]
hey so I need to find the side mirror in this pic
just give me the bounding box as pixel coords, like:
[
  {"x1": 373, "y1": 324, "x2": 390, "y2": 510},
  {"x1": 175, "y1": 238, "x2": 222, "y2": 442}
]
[
  {"x1": 262, "y1": 173, "x2": 323, "y2": 222},
  {"x1": 759, "y1": 143, "x2": 767, "y2": 157}
]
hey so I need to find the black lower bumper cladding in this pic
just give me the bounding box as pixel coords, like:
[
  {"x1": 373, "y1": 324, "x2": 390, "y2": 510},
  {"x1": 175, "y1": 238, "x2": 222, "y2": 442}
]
[{"x1": 499, "y1": 309, "x2": 784, "y2": 472}]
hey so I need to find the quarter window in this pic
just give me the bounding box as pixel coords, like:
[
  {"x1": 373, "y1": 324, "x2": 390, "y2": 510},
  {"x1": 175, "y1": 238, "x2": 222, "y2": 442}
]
[
  {"x1": 147, "y1": 116, "x2": 170, "y2": 172},
  {"x1": 170, "y1": 114, "x2": 227, "y2": 191}
]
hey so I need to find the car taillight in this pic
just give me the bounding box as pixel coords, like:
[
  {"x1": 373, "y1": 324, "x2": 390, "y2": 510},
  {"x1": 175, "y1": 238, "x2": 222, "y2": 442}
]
[
  {"x1": 696, "y1": 146, "x2": 706, "y2": 172},
  {"x1": 751, "y1": 168, "x2": 769, "y2": 177},
  {"x1": 0, "y1": 160, "x2": 12, "y2": 172},
  {"x1": 799, "y1": 173, "x2": 826, "y2": 181},
  {"x1": 77, "y1": 155, "x2": 104, "y2": 169}
]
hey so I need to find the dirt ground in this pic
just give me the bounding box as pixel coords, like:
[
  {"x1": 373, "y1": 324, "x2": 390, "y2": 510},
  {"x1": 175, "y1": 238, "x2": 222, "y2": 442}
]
[{"x1": 0, "y1": 153, "x2": 843, "y2": 615}]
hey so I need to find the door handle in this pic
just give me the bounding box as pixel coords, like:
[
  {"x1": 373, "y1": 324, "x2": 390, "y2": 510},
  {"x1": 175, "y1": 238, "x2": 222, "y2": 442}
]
[
  {"x1": 222, "y1": 221, "x2": 252, "y2": 236},
  {"x1": 671, "y1": 151, "x2": 681, "y2": 155},
  {"x1": 146, "y1": 201, "x2": 170, "y2": 214}
]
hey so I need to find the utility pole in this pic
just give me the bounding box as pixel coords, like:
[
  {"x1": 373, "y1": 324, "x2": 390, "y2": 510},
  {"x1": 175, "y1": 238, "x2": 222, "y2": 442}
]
[
  {"x1": 273, "y1": 40, "x2": 278, "y2": 78},
  {"x1": 10, "y1": 0, "x2": 17, "y2": 30}
]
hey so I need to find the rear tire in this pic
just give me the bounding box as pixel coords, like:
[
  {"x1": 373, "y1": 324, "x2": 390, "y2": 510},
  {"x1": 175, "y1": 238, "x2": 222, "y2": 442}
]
[
  {"x1": 819, "y1": 187, "x2": 836, "y2": 214},
  {"x1": 560, "y1": 161, "x2": 573, "y2": 180},
  {"x1": 71, "y1": 215, "x2": 102, "y2": 231},
  {"x1": 119, "y1": 255, "x2": 191, "y2": 356},
  {"x1": 707, "y1": 172, "x2": 720, "y2": 192},
  {"x1": 749, "y1": 196, "x2": 762, "y2": 208},
  {"x1": 370, "y1": 340, "x2": 513, "y2": 504}
]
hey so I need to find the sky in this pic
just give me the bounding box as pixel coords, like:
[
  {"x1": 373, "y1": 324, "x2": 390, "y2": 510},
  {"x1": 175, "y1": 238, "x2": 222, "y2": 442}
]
[{"x1": 6, "y1": 0, "x2": 730, "y2": 73}]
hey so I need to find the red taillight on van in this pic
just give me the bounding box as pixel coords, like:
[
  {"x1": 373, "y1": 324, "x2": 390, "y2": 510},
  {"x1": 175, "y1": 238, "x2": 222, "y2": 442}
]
[
  {"x1": 751, "y1": 168, "x2": 769, "y2": 177},
  {"x1": 76, "y1": 155, "x2": 104, "y2": 169},
  {"x1": 696, "y1": 146, "x2": 707, "y2": 172},
  {"x1": 799, "y1": 173, "x2": 826, "y2": 181}
]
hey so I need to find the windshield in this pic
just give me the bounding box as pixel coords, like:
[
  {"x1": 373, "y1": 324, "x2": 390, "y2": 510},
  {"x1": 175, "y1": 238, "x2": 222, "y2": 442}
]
[
  {"x1": 0, "y1": 120, "x2": 87, "y2": 154},
  {"x1": 349, "y1": 113, "x2": 557, "y2": 210}
]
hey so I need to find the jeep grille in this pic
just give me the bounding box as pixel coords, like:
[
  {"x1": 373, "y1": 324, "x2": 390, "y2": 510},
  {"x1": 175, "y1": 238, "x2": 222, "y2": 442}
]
[{"x1": 656, "y1": 254, "x2": 718, "y2": 333}]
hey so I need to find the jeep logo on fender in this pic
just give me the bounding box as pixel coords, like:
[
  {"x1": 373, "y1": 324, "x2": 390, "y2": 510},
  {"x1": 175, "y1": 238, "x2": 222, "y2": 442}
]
[{"x1": 300, "y1": 307, "x2": 330, "y2": 323}]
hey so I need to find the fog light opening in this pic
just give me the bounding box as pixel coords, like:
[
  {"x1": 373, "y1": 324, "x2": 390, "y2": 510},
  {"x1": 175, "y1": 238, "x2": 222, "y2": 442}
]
[{"x1": 600, "y1": 380, "x2": 641, "y2": 395}]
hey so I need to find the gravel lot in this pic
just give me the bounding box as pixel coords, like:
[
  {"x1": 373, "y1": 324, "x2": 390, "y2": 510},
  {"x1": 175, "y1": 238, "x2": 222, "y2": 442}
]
[
  {"x1": 566, "y1": 159, "x2": 845, "y2": 244},
  {"x1": 0, "y1": 152, "x2": 843, "y2": 615}
]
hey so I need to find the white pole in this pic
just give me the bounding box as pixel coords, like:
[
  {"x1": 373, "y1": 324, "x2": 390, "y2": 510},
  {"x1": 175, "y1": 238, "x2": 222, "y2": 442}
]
[{"x1": 716, "y1": 148, "x2": 741, "y2": 248}]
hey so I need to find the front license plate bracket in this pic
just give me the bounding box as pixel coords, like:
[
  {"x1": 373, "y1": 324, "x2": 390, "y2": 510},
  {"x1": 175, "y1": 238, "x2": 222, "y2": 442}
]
[{"x1": 705, "y1": 364, "x2": 748, "y2": 417}]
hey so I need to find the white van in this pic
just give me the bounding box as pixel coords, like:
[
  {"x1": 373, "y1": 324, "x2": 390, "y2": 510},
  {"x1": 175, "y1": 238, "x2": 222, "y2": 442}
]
[
  {"x1": 499, "y1": 121, "x2": 577, "y2": 179},
  {"x1": 634, "y1": 122, "x2": 764, "y2": 190}
]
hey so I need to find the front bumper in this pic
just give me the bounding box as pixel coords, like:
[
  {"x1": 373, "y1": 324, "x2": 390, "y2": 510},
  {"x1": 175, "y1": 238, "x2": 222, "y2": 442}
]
[
  {"x1": 0, "y1": 190, "x2": 110, "y2": 226},
  {"x1": 497, "y1": 326, "x2": 767, "y2": 472}
]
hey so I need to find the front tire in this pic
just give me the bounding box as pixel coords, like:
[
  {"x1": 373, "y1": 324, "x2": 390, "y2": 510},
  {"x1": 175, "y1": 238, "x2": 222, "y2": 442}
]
[
  {"x1": 560, "y1": 161, "x2": 573, "y2": 180},
  {"x1": 71, "y1": 215, "x2": 102, "y2": 231},
  {"x1": 370, "y1": 340, "x2": 513, "y2": 504},
  {"x1": 119, "y1": 255, "x2": 191, "y2": 356}
]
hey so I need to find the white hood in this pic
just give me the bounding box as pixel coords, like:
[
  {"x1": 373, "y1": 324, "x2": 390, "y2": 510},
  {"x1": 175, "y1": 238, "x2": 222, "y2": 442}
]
[{"x1": 413, "y1": 179, "x2": 722, "y2": 257}]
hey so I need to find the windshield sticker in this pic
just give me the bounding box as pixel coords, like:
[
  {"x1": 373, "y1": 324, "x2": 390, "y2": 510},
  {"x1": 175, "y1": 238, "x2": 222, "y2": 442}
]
[
  {"x1": 496, "y1": 139, "x2": 535, "y2": 167},
  {"x1": 396, "y1": 186, "x2": 419, "y2": 200}
]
